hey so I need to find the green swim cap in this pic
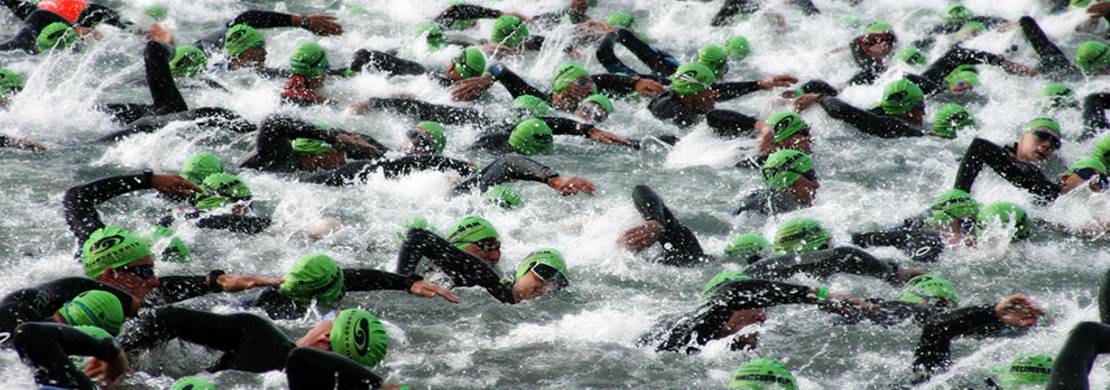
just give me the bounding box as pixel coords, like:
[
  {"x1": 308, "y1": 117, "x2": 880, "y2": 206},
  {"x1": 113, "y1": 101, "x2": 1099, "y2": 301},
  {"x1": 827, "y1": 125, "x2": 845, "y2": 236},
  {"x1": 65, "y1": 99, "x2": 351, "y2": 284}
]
[
  {"x1": 179, "y1": 152, "x2": 224, "y2": 185},
  {"x1": 761, "y1": 149, "x2": 815, "y2": 190},
  {"x1": 552, "y1": 62, "x2": 591, "y2": 94},
  {"x1": 878, "y1": 79, "x2": 925, "y2": 116},
  {"x1": 151, "y1": 225, "x2": 190, "y2": 263},
  {"x1": 727, "y1": 358, "x2": 798, "y2": 390},
  {"x1": 58, "y1": 290, "x2": 124, "y2": 336},
  {"x1": 36, "y1": 22, "x2": 77, "y2": 53},
  {"x1": 290, "y1": 42, "x2": 330, "y2": 78},
  {"x1": 280, "y1": 253, "x2": 345, "y2": 306},
  {"x1": 945, "y1": 70, "x2": 980, "y2": 89},
  {"x1": 697, "y1": 44, "x2": 729, "y2": 78},
  {"x1": 513, "y1": 95, "x2": 551, "y2": 117},
  {"x1": 896, "y1": 47, "x2": 926, "y2": 66},
  {"x1": 483, "y1": 185, "x2": 524, "y2": 208},
  {"x1": 773, "y1": 217, "x2": 831, "y2": 255},
  {"x1": 414, "y1": 23, "x2": 446, "y2": 51},
  {"x1": 143, "y1": 5, "x2": 168, "y2": 20},
  {"x1": 929, "y1": 189, "x2": 979, "y2": 225},
  {"x1": 726, "y1": 36, "x2": 751, "y2": 61},
  {"x1": 330, "y1": 308, "x2": 389, "y2": 367},
  {"x1": 607, "y1": 11, "x2": 635, "y2": 28},
  {"x1": 865, "y1": 20, "x2": 892, "y2": 34},
  {"x1": 169, "y1": 45, "x2": 208, "y2": 78},
  {"x1": 1024, "y1": 117, "x2": 1062, "y2": 139},
  {"x1": 1077, "y1": 41, "x2": 1110, "y2": 75},
  {"x1": 723, "y1": 234, "x2": 771, "y2": 262},
  {"x1": 582, "y1": 93, "x2": 614, "y2": 113},
  {"x1": 514, "y1": 248, "x2": 569, "y2": 283},
  {"x1": 398, "y1": 216, "x2": 439, "y2": 237},
  {"x1": 452, "y1": 47, "x2": 486, "y2": 79},
  {"x1": 898, "y1": 274, "x2": 958, "y2": 306},
  {"x1": 348, "y1": 6, "x2": 369, "y2": 15},
  {"x1": 932, "y1": 103, "x2": 975, "y2": 139},
  {"x1": 446, "y1": 216, "x2": 499, "y2": 250},
  {"x1": 995, "y1": 354, "x2": 1052, "y2": 389},
  {"x1": 82, "y1": 225, "x2": 152, "y2": 278},
  {"x1": 292, "y1": 138, "x2": 334, "y2": 155},
  {"x1": 193, "y1": 173, "x2": 252, "y2": 210},
  {"x1": 702, "y1": 271, "x2": 753, "y2": 300},
  {"x1": 415, "y1": 121, "x2": 447, "y2": 154},
  {"x1": 0, "y1": 68, "x2": 25, "y2": 96},
  {"x1": 225, "y1": 24, "x2": 265, "y2": 58},
  {"x1": 1094, "y1": 135, "x2": 1110, "y2": 167},
  {"x1": 670, "y1": 63, "x2": 717, "y2": 96},
  {"x1": 508, "y1": 118, "x2": 555, "y2": 155},
  {"x1": 1040, "y1": 83, "x2": 1079, "y2": 111},
  {"x1": 958, "y1": 21, "x2": 987, "y2": 35},
  {"x1": 976, "y1": 201, "x2": 1030, "y2": 241},
  {"x1": 1068, "y1": 155, "x2": 1107, "y2": 176},
  {"x1": 944, "y1": 4, "x2": 974, "y2": 25},
  {"x1": 767, "y1": 112, "x2": 809, "y2": 144},
  {"x1": 170, "y1": 376, "x2": 216, "y2": 390},
  {"x1": 492, "y1": 15, "x2": 528, "y2": 47}
]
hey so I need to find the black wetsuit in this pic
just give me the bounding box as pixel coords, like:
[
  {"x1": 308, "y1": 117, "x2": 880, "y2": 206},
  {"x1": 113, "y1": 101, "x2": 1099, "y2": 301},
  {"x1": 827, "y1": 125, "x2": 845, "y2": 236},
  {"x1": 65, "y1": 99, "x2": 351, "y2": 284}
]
[
  {"x1": 239, "y1": 114, "x2": 387, "y2": 173},
  {"x1": 247, "y1": 269, "x2": 421, "y2": 319},
  {"x1": 286, "y1": 347, "x2": 384, "y2": 390},
  {"x1": 733, "y1": 188, "x2": 808, "y2": 216},
  {"x1": 1019, "y1": 16, "x2": 1084, "y2": 81},
  {"x1": 849, "y1": 45, "x2": 1009, "y2": 89},
  {"x1": 642, "y1": 279, "x2": 816, "y2": 353},
  {"x1": 1082, "y1": 93, "x2": 1110, "y2": 141},
  {"x1": 361, "y1": 97, "x2": 498, "y2": 127},
  {"x1": 0, "y1": 0, "x2": 128, "y2": 53},
  {"x1": 596, "y1": 28, "x2": 679, "y2": 78},
  {"x1": 13, "y1": 322, "x2": 122, "y2": 390},
  {"x1": 303, "y1": 155, "x2": 475, "y2": 187},
  {"x1": 472, "y1": 116, "x2": 602, "y2": 154},
  {"x1": 94, "y1": 42, "x2": 253, "y2": 141},
  {"x1": 394, "y1": 228, "x2": 515, "y2": 304},
  {"x1": 487, "y1": 63, "x2": 642, "y2": 107},
  {"x1": 0, "y1": 277, "x2": 134, "y2": 343},
  {"x1": 451, "y1": 154, "x2": 561, "y2": 195},
  {"x1": 192, "y1": 10, "x2": 319, "y2": 79},
  {"x1": 711, "y1": 0, "x2": 820, "y2": 26},
  {"x1": 911, "y1": 305, "x2": 1012, "y2": 383},
  {"x1": 1046, "y1": 269, "x2": 1110, "y2": 389},
  {"x1": 953, "y1": 138, "x2": 1062, "y2": 205},
  {"x1": 911, "y1": 15, "x2": 1009, "y2": 50},
  {"x1": 647, "y1": 82, "x2": 763, "y2": 129},
  {"x1": 814, "y1": 96, "x2": 923, "y2": 138},
  {"x1": 157, "y1": 208, "x2": 272, "y2": 235},
  {"x1": 744, "y1": 247, "x2": 906, "y2": 284},
  {"x1": 851, "y1": 225, "x2": 946, "y2": 262},
  {"x1": 434, "y1": 3, "x2": 504, "y2": 29}
]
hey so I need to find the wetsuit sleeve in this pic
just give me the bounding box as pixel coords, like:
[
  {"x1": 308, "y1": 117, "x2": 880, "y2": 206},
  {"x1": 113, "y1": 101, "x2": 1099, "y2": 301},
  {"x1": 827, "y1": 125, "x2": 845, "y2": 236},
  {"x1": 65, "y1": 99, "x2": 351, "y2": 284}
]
[
  {"x1": 1100, "y1": 269, "x2": 1110, "y2": 325},
  {"x1": 471, "y1": 133, "x2": 514, "y2": 154},
  {"x1": 798, "y1": 80, "x2": 838, "y2": 97},
  {"x1": 75, "y1": 3, "x2": 129, "y2": 29},
  {"x1": 733, "y1": 190, "x2": 772, "y2": 215},
  {"x1": 453, "y1": 154, "x2": 558, "y2": 193},
  {"x1": 1018, "y1": 16, "x2": 1083, "y2": 80},
  {"x1": 489, "y1": 64, "x2": 548, "y2": 101},
  {"x1": 145, "y1": 41, "x2": 188, "y2": 116},
  {"x1": 435, "y1": 4, "x2": 503, "y2": 28},
  {"x1": 395, "y1": 229, "x2": 515, "y2": 303},
  {"x1": 380, "y1": 155, "x2": 475, "y2": 177},
  {"x1": 848, "y1": 40, "x2": 885, "y2": 86},
  {"x1": 743, "y1": 247, "x2": 901, "y2": 283},
  {"x1": 608, "y1": 28, "x2": 680, "y2": 77},
  {"x1": 63, "y1": 174, "x2": 151, "y2": 243},
  {"x1": 342, "y1": 268, "x2": 419, "y2": 292},
  {"x1": 541, "y1": 117, "x2": 591, "y2": 137},
  {"x1": 0, "y1": 0, "x2": 37, "y2": 20},
  {"x1": 648, "y1": 93, "x2": 701, "y2": 128},
  {"x1": 706, "y1": 109, "x2": 758, "y2": 138},
  {"x1": 0, "y1": 135, "x2": 9, "y2": 147},
  {"x1": 1081, "y1": 93, "x2": 1110, "y2": 140},
  {"x1": 362, "y1": 50, "x2": 428, "y2": 76},
  {"x1": 226, "y1": 10, "x2": 296, "y2": 29},
  {"x1": 817, "y1": 96, "x2": 924, "y2": 138},
  {"x1": 912, "y1": 305, "x2": 1000, "y2": 381},
  {"x1": 286, "y1": 347, "x2": 384, "y2": 390},
  {"x1": 596, "y1": 31, "x2": 637, "y2": 76},
  {"x1": 194, "y1": 215, "x2": 272, "y2": 234},
  {"x1": 0, "y1": 9, "x2": 64, "y2": 53},
  {"x1": 592, "y1": 74, "x2": 639, "y2": 97},
  {"x1": 714, "y1": 81, "x2": 761, "y2": 102},
  {"x1": 41, "y1": 278, "x2": 137, "y2": 315},
  {"x1": 792, "y1": 0, "x2": 820, "y2": 15},
  {"x1": 147, "y1": 275, "x2": 211, "y2": 305},
  {"x1": 851, "y1": 227, "x2": 945, "y2": 262},
  {"x1": 952, "y1": 138, "x2": 1061, "y2": 205},
  {"x1": 1048, "y1": 321, "x2": 1110, "y2": 389},
  {"x1": 14, "y1": 322, "x2": 120, "y2": 390},
  {"x1": 920, "y1": 47, "x2": 1009, "y2": 93},
  {"x1": 241, "y1": 114, "x2": 362, "y2": 172},
  {"x1": 712, "y1": 0, "x2": 761, "y2": 27},
  {"x1": 120, "y1": 306, "x2": 294, "y2": 373},
  {"x1": 631, "y1": 185, "x2": 712, "y2": 266},
  {"x1": 654, "y1": 280, "x2": 813, "y2": 352},
  {"x1": 364, "y1": 97, "x2": 495, "y2": 127}
]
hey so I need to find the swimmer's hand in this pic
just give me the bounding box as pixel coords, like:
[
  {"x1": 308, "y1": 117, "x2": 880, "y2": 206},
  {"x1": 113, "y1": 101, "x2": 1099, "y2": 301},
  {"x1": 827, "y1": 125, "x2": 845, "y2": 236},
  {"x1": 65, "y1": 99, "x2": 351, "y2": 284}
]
[
  {"x1": 633, "y1": 78, "x2": 666, "y2": 98},
  {"x1": 618, "y1": 220, "x2": 663, "y2": 252},
  {"x1": 994, "y1": 294, "x2": 1043, "y2": 328},
  {"x1": 409, "y1": 280, "x2": 461, "y2": 303},
  {"x1": 792, "y1": 93, "x2": 822, "y2": 112},
  {"x1": 336, "y1": 133, "x2": 381, "y2": 155},
  {"x1": 85, "y1": 350, "x2": 129, "y2": 387},
  {"x1": 757, "y1": 75, "x2": 798, "y2": 90},
  {"x1": 548, "y1": 176, "x2": 595, "y2": 196},
  {"x1": 151, "y1": 174, "x2": 202, "y2": 198},
  {"x1": 300, "y1": 15, "x2": 343, "y2": 36},
  {"x1": 217, "y1": 275, "x2": 283, "y2": 292},
  {"x1": 452, "y1": 75, "x2": 495, "y2": 102},
  {"x1": 587, "y1": 128, "x2": 633, "y2": 146}
]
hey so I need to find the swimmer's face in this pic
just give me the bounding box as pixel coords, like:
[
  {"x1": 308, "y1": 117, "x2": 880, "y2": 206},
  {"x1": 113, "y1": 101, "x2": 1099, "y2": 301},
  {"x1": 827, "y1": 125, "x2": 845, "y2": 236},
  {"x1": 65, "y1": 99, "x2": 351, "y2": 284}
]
[
  {"x1": 860, "y1": 33, "x2": 895, "y2": 58},
  {"x1": 776, "y1": 133, "x2": 812, "y2": 154},
  {"x1": 235, "y1": 47, "x2": 268, "y2": 68},
  {"x1": 1017, "y1": 131, "x2": 1058, "y2": 162},
  {"x1": 99, "y1": 256, "x2": 160, "y2": 302},
  {"x1": 297, "y1": 150, "x2": 348, "y2": 171},
  {"x1": 401, "y1": 127, "x2": 436, "y2": 155},
  {"x1": 512, "y1": 271, "x2": 556, "y2": 302},
  {"x1": 446, "y1": 63, "x2": 462, "y2": 80},
  {"x1": 462, "y1": 238, "x2": 502, "y2": 265},
  {"x1": 552, "y1": 77, "x2": 596, "y2": 111},
  {"x1": 574, "y1": 101, "x2": 609, "y2": 123},
  {"x1": 296, "y1": 320, "x2": 334, "y2": 351},
  {"x1": 788, "y1": 170, "x2": 820, "y2": 206}
]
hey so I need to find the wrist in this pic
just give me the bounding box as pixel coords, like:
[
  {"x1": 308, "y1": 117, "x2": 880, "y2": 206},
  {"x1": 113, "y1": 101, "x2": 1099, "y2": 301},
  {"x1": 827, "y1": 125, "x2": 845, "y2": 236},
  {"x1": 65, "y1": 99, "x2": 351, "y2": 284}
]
[
  {"x1": 207, "y1": 270, "x2": 227, "y2": 292},
  {"x1": 544, "y1": 172, "x2": 560, "y2": 185},
  {"x1": 142, "y1": 169, "x2": 154, "y2": 186},
  {"x1": 298, "y1": 15, "x2": 311, "y2": 29}
]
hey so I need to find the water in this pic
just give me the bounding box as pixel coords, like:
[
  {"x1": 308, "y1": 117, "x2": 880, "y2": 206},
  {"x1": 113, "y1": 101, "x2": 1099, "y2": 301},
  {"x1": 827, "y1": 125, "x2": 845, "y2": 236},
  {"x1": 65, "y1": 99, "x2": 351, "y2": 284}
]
[{"x1": 1, "y1": 0, "x2": 1109, "y2": 388}]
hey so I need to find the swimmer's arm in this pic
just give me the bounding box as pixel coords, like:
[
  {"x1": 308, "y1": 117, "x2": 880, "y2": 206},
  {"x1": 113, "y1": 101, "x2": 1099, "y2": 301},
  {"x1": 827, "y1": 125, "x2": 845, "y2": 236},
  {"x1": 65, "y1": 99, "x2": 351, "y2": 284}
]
[
  {"x1": 47, "y1": 277, "x2": 139, "y2": 316},
  {"x1": 342, "y1": 269, "x2": 420, "y2": 292},
  {"x1": 714, "y1": 81, "x2": 762, "y2": 101},
  {"x1": 435, "y1": 4, "x2": 504, "y2": 28},
  {"x1": 911, "y1": 305, "x2": 1006, "y2": 381},
  {"x1": 817, "y1": 97, "x2": 923, "y2": 138},
  {"x1": 488, "y1": 64, "x2": 547, "y2": 101},
  {"x1": 194, "y1": 215, "x2": 272, "y2": 234},
  {"x1": 1081, "y1": 93, "x2": 1110, "y2": 139},
  {"x1": 63, "y1": 174, "x2": 152, "y2": 242},
  {"x1": 286, "y1": 347, "x2": 384, "y2": 388}
]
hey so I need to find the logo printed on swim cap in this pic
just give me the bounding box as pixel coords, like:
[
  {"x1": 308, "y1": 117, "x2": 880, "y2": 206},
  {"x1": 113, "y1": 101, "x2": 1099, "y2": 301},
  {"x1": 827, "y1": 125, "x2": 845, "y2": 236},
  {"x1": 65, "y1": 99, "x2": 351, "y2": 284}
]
[
  {"x1": 353, "y1": 317, "x2": 370, "y2": 356},
  {"x1": 774, "y1": 117, "x2": 794, "y2": 132},
  {"x1": 90, "y1": 235, "x2": 125, "y2": 253}
]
